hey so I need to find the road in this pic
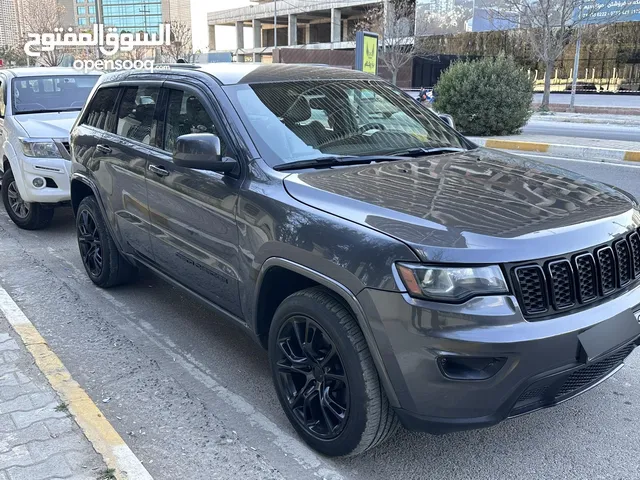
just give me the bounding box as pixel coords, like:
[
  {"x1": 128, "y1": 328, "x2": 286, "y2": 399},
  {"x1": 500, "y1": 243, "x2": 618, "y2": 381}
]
[
  {"x1": 522, "y1": 120, "x2": 640, "y2": 142},
  {"x1": 0, "y1": 156, "x2": 639, "y2": 479},
  {"x1": 533, "y1": 93, "x2": 640, "y2": 108}
]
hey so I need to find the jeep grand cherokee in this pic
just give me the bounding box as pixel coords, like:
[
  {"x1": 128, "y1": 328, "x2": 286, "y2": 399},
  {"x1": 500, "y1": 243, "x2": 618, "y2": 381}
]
[{"x1": 69, "y1": 64, "x2": 640, "y2": 457}]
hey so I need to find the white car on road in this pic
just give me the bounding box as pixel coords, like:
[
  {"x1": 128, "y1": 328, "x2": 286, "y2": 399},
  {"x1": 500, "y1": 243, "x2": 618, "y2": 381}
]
[{"x1": 0, "y1": 68, "x2": 100, "y2": 229}]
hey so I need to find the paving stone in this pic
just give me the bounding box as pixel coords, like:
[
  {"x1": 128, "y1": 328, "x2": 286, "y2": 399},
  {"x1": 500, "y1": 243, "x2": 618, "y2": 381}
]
[
  {"x1": 0, "y1": 374, "x2": 19, "y2": 388},
  {"x1": 28, "y1": 392, "x2": 57, "y2": 410},
  {"x1": 44, "y1": 417, "x2": 76, "y2": 438},
  {"x1": 6, "y1": 453, "x2": 73, "y2": 480},
  {"x1": 10, "y1": 404, "x2": 67, "y2": 429},
  {"x1": 0, "y1": 414, "x2": 16, "y2": 433},
  {"x1": 0, "y1": 423, "x2": 50, "y2": 454},
  {"x1": 28, "y1": 434, "x2": 90, "y2": 463},
  {"x1": 0, "y1": 445, "x2": 31, "y2": 470},
  {"x1": 0, "y1": 339, "x2": 19, "y2": 353},
  {"x1": 2, "y1": 352, "x2": 20, "y2": 363},
  {"x1": 0, "y1": 395, "x2": 33, "y2": 415},
  {"x1": 0, "y1": 384, "x2": 42, "y2": 402}
]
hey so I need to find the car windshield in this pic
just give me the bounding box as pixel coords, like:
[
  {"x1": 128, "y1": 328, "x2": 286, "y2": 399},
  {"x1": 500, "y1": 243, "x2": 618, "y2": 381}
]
[
  {"x1": 12, "y1": 75, "x2": 100, "y2": 114},
  {"x1": 225, "y1": 79, "x2": 470, "y2": 167}
]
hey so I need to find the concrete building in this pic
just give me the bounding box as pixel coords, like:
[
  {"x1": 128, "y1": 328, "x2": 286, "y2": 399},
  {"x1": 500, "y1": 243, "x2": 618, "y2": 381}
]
[
  {"x1": 207, "y1": 0, "x2": 382, "y2": 62},
  {"x1": 0, "y1": 0, "x2": 20, "y2": 47}
]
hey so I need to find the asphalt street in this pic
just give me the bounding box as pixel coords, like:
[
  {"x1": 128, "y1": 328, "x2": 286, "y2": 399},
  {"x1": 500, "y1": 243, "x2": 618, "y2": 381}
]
[
  {"x1": 0, "y1": 155, "x2": 639, "y2": 479},
  {"x1": 522, "y1": 120, "x2": 640, "y2": 142}
]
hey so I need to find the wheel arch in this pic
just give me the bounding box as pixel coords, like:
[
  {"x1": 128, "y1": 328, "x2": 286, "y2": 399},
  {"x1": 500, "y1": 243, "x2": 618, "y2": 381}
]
[{"x1": 253, "y1": 257, "x2": 399, "y2": 407}]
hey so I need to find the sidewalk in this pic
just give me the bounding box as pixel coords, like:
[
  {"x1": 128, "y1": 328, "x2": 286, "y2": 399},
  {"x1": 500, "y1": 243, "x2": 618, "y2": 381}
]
[
  {"x1": 0, "y1": 314, "x2": 107, "y2": 480},
  {"x1": 530, "y1": 112, "x2": 640, "y2": 126},
  {"x1": 470, "y1": 134, "x2": 640, "y2": 163}
]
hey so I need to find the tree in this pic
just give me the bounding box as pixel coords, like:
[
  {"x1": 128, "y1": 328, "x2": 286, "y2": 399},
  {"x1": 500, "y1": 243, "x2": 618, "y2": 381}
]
[
  {"x1": 434, "y1": 55, "x2": 533, "y2": 135},
  {"x1": 0, "y1": 46, "x2": 29, "y2": 67},
  {"x1": 162, "y1": 21, "x2": 193, "y2": 63},
  {"x1": 357, "y1": 0, "x2": 429, "y2": 85},
  {"x1": 486, "y1": 0, "x2": 636, "y2": 110},
  {"x1": 20, "y1": 0, "x2": 68, "y2": 66}
]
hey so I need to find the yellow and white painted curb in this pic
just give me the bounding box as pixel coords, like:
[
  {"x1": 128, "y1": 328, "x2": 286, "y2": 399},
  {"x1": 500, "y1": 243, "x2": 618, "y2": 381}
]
[
  {"x1": 471, "y1": 137, "x2": 640, "y2": 163},
  {"x1": 0, "y1": 285, "x2": 153, "y2": 480}
]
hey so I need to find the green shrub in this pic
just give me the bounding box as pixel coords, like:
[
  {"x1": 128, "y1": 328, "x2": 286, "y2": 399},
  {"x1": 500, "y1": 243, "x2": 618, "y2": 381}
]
[{"x1": 433, "y1": 55, "x2": 534, "y2": 136}]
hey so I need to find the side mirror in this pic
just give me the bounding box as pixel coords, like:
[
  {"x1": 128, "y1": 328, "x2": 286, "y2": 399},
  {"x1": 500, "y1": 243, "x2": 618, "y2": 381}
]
[
  {"x1": 173, "y1": 133, "x2": 237, "y2": 173},
  {"x1": 438, "y1": 114, "x2": 456, "y2": 130}
]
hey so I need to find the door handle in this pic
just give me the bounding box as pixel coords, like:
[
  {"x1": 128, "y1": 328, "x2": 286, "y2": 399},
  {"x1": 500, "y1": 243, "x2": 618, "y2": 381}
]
[
  {"x1": 96, "y1": 144, "x2": 111, "y2": 154},
  {"x1": 148, "y1": 164, "x2": 169, "y2": 177}
]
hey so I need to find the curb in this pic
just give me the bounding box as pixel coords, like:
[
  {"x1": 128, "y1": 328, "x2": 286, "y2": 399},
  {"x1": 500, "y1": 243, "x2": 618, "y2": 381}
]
[
  {"x1": 0, "y1": 284, "x2": 153, "y2": 480},
  {"x1": 470, "y1": 137, "x2": 640, "y2": 163}
]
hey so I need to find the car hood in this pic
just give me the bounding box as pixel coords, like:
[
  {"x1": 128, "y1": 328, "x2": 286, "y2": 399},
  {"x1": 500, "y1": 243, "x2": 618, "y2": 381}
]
[
  {"x1": 14, "y1": 112, "x2": 78, "y2": 139},
  {"x1": 283, "y1": 148, "x2": 640, "y2": 263}
]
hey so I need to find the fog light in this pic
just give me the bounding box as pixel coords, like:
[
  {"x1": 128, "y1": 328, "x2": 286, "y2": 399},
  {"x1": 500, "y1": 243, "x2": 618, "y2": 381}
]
[
  {"x1": 438, "y1": 356, "x2": 507, "y2": 380},
  {"x1": 32, "y1": 177, "x2": 45, "y2": 188}
]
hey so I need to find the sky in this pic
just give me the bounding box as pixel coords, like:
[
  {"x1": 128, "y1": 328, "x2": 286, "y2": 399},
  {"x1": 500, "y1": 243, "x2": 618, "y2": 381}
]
[{"x1": 191, "y1": 0, "x2": 254, "y2": 52}]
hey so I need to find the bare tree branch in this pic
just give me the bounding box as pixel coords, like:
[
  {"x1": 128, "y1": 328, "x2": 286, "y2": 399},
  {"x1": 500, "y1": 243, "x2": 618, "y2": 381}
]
[
  {"x1": 161, "y1": 21, "x2": 193, "y2": 62},
  {"x1": 484, "y1": 0, "x2": 636, "y2": 108}
]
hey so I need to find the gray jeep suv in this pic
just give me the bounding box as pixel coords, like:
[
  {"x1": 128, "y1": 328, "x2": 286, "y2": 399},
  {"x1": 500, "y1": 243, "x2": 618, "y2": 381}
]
[{"x1": 70, "y1": 64, "x2": 640, "y2": 457}]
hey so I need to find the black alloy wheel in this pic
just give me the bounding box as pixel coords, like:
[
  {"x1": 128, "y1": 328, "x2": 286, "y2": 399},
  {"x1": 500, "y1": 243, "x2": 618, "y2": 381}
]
[
  {"x1": 275, "y1": 315, "x2": 349, "y2": 439},
  {"x1": 77, "y1": 209, "x2": 103, "y2": 277}
]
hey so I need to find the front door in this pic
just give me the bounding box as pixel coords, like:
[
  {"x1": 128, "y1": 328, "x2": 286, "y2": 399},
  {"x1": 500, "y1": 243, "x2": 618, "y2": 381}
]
[{"x1": 145, "y1": 84, "x2": 242, "y2": 316}]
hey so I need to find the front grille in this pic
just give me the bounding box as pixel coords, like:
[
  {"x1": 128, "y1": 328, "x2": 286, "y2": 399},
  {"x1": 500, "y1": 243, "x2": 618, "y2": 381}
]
[
  {"x1": 512, "y1": 228, "x2": 640, "y2": 318},
  {"x1": 555, "y1": 344, "x2": 634, "y2": 398},
  {"x1": 628, "y1": 232, "x2": 640, "y2": 278}
]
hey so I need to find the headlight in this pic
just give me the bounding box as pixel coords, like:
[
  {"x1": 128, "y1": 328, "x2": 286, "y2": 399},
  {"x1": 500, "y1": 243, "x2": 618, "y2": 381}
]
[
  {"x1": 396, "y1": 263, "x2": 508, "y2": 302},
  {"x1": 19, "y1": 139, "x2": 62, "y2": 158}
]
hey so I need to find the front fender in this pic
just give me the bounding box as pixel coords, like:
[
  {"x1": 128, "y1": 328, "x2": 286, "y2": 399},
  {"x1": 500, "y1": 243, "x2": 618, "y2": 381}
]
[
  {"x1": 2, "y1": 140, "x2": 27, "y2": 196},
  {"x1": 253, "y1": 257, "x2": 401, "y2": 407}
]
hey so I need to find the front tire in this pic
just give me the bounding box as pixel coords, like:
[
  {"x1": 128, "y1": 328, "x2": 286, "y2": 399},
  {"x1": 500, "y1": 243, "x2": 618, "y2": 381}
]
[
  {"x1": 2, "y1": 168, "x2": 54, "y2": 230},
  {"x1": 269, "y1": 286, "x2": 398, "y2": 457},
  {"x1": 76, "y1": 196, "x2": 137, "y2": 287}
]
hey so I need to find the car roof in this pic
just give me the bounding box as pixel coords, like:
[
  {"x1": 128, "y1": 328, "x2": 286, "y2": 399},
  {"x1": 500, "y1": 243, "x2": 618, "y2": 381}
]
[
  {"x1": 1, "y1": 67, "x2": 100, "y2": 78},
  {"x1": 110, "y1": 63, "x2": 378, "y2": 86}
]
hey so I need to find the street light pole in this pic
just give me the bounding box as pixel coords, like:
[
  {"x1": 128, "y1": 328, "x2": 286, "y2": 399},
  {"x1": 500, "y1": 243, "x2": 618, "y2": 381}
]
[{"x1": 569, "y1": 32, "x2": 581, "y2": 113}]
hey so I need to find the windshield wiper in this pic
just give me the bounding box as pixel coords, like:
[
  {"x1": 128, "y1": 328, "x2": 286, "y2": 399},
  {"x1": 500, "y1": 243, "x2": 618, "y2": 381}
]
[
  {"x1": 15, "y1": 108, "x2": 81, "y2": 115},
  {"x1": 273, "y1": 155, "x2": 409, "y2": 172},
  {"x1": 386, "y1": 147, "x2": 467, "y2": 157}
]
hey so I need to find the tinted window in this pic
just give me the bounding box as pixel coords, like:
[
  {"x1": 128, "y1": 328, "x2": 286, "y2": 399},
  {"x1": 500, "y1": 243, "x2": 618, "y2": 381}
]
[
  {"x1": 226, "y1": 80, "x2": 468, "y2": 166},
  {"x1": 116, "y1": 86, "x2": 160, "y2": 146},
  {"x1": 0, "y1": 80, "x2": 4, "y2": 118},
  {"x1": 82, "y1": 87, "x2": 119, "y2": 130},
  {"x1": 164, "y1": 89, "x2": 224, "y2": 154},
  {"x1": 11, "y1": 75, "x2": 99, "y2": 114}
]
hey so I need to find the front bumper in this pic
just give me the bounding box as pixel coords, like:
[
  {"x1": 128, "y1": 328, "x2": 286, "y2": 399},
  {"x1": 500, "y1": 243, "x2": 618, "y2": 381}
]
[
  {"x1": 357, "y1": 283, "x2": 640, "y2": 434},
  {"x1": 15, "y1": 155, "x2": 71, "y2": 204}
]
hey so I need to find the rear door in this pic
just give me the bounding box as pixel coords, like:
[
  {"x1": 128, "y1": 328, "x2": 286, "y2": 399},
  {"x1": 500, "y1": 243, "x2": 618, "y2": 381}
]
[
  {"x1": 91, "y1": 82, "x2": 163, "y2": 260},
  {"x1": 144, "y1": 81, "x2": 242, "y2": 316},
  {"x1": 0, "y1": 74, "x2": 7, "y2": 164}
]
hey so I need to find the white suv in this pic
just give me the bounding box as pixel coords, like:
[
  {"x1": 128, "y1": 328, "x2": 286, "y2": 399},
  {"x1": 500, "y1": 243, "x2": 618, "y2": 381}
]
[{"x1": 0, "y1": 68, "x2": 99, "y2": 229}]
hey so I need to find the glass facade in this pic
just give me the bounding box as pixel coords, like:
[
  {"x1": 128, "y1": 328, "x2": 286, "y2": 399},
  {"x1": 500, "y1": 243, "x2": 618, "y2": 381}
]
[{"x1": 102, "y1": 0, "x2": 163, "y2": 33}]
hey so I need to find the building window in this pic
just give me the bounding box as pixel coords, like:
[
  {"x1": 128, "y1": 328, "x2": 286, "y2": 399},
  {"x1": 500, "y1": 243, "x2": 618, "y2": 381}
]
[
  {"x1": 88, "y1": 5, "x2": 95, "y2": 13},
  {"x1": 77, "y1": 6, "x2": 86, "y2": 14},
  {"x1": 78, "y1": 17, "x2": 87, "y2": 25},
  {"x1": 90, "y1": 16, "x2": 96, "y2": 23}
]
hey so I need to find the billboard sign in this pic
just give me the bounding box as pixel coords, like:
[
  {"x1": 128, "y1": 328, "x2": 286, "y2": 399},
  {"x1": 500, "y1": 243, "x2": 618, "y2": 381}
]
[
  {"x1": 580, "y1": 0, "x2": 640, "y2": 24},
  {"x1": 355, "y1": 31, "x2": 378, "y2": 75}
]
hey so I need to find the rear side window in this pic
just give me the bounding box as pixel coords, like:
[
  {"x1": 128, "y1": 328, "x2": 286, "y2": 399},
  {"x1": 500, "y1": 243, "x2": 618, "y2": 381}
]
[
  {"x1": 83, "y1": 87, "x2": 120, "y2": 131},
  {"x1": 0, "y1": 80, "x2": 4, "y2": 118},
  {"x1": 116, "y1": 86, "x2": 160, "y2": 146}
]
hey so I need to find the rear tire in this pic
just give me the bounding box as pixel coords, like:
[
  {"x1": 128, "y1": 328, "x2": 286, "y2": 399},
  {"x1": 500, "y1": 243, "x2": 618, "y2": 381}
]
[
  {"x1": 268, "y1": 286, "x2": 399, "y2": 457},
  {"x1": 2, "y1": 168, "x2": 54, "y2": 230},
  {"x1": 76, "y1": 195, "x2": 137, "y2": 287}
]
